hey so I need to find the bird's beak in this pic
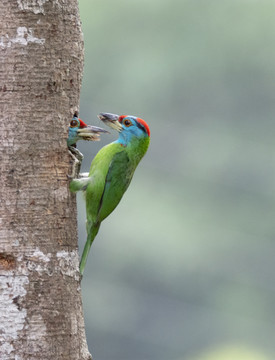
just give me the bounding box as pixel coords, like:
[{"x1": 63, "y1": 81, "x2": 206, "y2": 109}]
[
  {"x1": 98, "y1": 112, "x2": 123, "y2": 132},
  {"x1": 77, "y1": 125, "x2": 109, "y2": 141}
]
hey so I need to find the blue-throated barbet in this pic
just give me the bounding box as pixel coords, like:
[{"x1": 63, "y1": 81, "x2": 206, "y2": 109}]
[{"x1": 70, "y1": 112, "x2": 150, "y2": 275}]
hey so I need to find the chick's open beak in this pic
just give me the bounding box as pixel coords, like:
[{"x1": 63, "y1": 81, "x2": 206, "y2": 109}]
[
  {"x1": 98, "y1": 112, "x2": 123, "y2": 132},
  {"x1": 77, "y1": 125, "x2": 109, "y2": 141}
]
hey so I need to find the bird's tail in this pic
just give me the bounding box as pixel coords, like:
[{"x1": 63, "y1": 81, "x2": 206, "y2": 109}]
[{"x1": 79, "y1": 222, "x2": 100, "y2": 275}]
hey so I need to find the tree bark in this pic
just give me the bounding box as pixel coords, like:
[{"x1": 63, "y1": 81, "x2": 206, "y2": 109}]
[{"x1": 0, "y1": 1, "x2": 91, "y2": 359}]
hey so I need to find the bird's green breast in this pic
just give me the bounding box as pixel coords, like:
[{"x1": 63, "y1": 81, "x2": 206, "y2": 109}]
[
  {"x1": 124, "y1": 135, "x2": 150, "y2": 168},
  {"x1": 85, "y1": 136, "x2": 150, "y2": 225}
]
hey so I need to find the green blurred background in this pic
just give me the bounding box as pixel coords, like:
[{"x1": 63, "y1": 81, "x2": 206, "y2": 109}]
[{"x1": 76, "y1": 1, "x2": 275, "y2": 359}]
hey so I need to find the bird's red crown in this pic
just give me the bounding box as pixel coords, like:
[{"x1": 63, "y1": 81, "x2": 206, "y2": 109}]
[
  {"x1": 78, "y1": 118, "x2": 88, "y2": 128},
  {"x1": 119, "y1": 115, "x2": 150, "y2": 137}
]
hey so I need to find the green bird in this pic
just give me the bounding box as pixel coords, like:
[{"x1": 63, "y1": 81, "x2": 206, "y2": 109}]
[{"x1": 70, "y1": 112, "x2": 150, "y2": 275}]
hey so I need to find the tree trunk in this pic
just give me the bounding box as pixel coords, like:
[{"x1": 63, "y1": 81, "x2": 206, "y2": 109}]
[{"x1": 0, "y1": 1, "x2": 91, "y2": 359}]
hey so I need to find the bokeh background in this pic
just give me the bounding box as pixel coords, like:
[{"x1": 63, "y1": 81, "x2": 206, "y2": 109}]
[{"x1": 76, "y1": 1, "x2": 275, "y2": 359}]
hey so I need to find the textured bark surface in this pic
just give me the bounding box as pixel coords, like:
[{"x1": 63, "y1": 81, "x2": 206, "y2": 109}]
[{"x1": 0, "y1": 1, "x2": 91, "y2": 359}]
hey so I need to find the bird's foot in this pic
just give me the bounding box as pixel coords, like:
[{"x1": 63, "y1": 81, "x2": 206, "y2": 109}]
[{"x1": 68, "y1": 146, "x2": 83, "y2": 179}]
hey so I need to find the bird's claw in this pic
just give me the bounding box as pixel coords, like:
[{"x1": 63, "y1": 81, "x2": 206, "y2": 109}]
[{"x1": 68, "y1": 146, "x2": 83, "y2": 179}]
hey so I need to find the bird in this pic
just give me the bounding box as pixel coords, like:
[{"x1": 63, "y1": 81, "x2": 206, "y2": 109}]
[
  {"x1": 70, "y1": 112, "x2": 150, "y2": 275},
  {"x1": 67, "y1": 114, "x2": 108, "y2": 178}
]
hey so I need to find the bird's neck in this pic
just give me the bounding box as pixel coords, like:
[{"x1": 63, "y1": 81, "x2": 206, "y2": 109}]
[{"x1": 116, "y1": 135, "x2": 150, "y2": 167}]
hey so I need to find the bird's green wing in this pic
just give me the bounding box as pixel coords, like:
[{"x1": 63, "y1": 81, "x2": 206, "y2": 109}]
[{"x1": 97, "y1": 150, "x2": 134, "y2": 223}]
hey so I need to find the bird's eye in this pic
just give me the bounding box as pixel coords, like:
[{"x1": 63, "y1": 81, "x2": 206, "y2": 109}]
[
  {"x1": 70, "y1": 119, "x2": 79, "y2": 128},
  {"x1": 123, "y1": 119, "x2": 132, "y2": 127}
]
